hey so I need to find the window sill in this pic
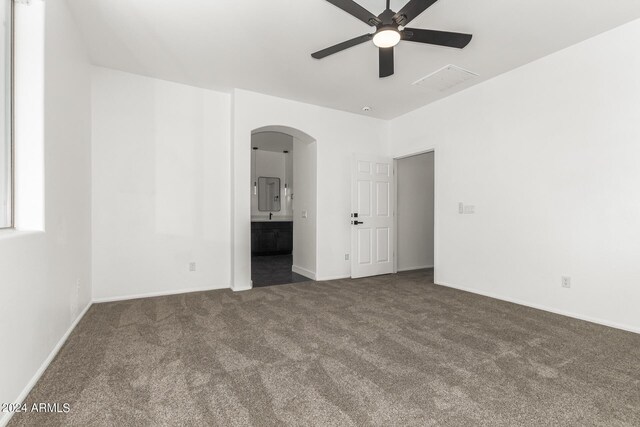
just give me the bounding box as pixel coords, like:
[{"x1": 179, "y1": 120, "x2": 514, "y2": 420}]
[{"x1": 0, "y1": 228, "x2": 44, "y2": 241}]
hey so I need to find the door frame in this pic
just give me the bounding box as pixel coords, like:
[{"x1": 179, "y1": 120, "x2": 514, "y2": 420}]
[{"x1": 392, "y1": 148, "x2": 437, "y2": 282}]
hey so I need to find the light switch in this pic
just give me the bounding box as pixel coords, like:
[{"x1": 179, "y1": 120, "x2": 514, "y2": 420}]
[{"x1": 301, "y1": 210, "x2": 308, "y2": 218}]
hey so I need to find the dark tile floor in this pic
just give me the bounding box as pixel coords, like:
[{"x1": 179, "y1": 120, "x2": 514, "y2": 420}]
[{"x1": 251, "y1": 254, "x2": 312, "y2": 287}]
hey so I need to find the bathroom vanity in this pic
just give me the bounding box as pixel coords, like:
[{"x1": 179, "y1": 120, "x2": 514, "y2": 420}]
[
  {"x1": 250, "y1": 170, "x2": 293, "y2": 255},
  {"x1": 251, "y1": 220, "x2": 293, "y2": 255}
]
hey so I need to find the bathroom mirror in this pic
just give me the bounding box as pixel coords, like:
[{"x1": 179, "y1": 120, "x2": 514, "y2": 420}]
[{"x1": 258, "y1": 177, "x2": 281, "y2": 212}]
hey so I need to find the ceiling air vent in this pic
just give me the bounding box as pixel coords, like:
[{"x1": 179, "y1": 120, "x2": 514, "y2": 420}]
[{"x1": 412, "y1": 64, "x2": 478, "y2": 93}]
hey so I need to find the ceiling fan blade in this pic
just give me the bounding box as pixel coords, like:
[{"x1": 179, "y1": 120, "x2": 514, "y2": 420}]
[
  {"x1": 379, "y1": 47, "x2": 394, "y2": 78},
  {"x1": 393, "y1": 0, "x2": 439, "y2": 26},
  {"x1": 311, "y1": 34, "x2": 373, "y2": 59},
  {"x1": 402, "y1": 28, "x2": 472, "y2": 48},
  {"x1": 324, "y1": 0, "x2": 382, "y2": 26}
]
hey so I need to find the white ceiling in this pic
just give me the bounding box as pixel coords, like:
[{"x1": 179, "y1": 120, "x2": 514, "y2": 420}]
[
  {"x1": 66, "y1": 0, "x2": 640, "y2": 119},
  {"x1": 252, "y1": 132, "x2": 294, "y2": 153}
]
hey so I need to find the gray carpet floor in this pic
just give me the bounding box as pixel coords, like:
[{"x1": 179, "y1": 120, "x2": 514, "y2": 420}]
[{"x1": 9, "y1": 269, "x2": 640, "y2": 426}]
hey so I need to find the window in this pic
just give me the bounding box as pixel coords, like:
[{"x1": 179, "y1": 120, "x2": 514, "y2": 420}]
[{"x1": 0, "y1": 0, "x2": 11, "y2": 228}]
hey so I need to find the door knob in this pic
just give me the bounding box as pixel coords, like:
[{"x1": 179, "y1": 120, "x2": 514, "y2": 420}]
[{"x1": 351, "y1": 221, "x2": 363, "y2": 225}]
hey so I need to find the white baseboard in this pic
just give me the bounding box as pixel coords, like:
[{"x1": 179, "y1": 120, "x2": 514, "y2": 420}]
[
  {"x1": 398, "y1": 265, "x2": 434, "y2": 272},
  {"x1": 292, "y1": 265, "x2": 316, "y2": 280},
  {"x1": 93, "y1": 284, "x2": 230, "y2": 303},
  {"x1": 316, "y1": 274, "x2": 350, "y2": 281},
  {"x1": 437, "y1": 281, "x2": 640, "y2": 335},
  {"x1": 0, "y1": 302, "x2": 92, "y2": 427}
]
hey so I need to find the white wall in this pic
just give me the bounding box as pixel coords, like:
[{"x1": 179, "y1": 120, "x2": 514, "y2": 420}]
[
  {"x1": 91, "y1": 67, "x2": 232, "y2": 301},
  {"x1": 0, "y1": 0, "x2": 92, "y2": 424},
  {"x1": 389, "y1": 18, "x2": 640, "y2": 333},
  {"x1": 231, "y1": 89, "x2": 389, "y2": 288},
  {"x1": 396, "y1": 152, "x2": 434, "y2": 271},
  {"x1": 251, "y1": 150, "x2": 292, "y2": 219},
  {"x1": 284, "y1": 146, "x2": 293, "y2": 217},
  {"x1": 250, "y1": 131, "x2": 294, "y2": 219},
  {"x1": 292, "y1": 138, "x2": 317, "y2": 277}
]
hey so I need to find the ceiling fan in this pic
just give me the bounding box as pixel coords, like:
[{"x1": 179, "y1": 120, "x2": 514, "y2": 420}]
[{"x1": 311, "y1": 0, "x2": 473, "y2": 78}]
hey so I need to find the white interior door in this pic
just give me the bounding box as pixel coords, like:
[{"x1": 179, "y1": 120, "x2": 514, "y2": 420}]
[{"x1": 351, "y1": 155, "x2": 394, "y2": 279}]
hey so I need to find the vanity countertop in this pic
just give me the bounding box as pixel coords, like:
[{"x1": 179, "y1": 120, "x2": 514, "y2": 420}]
[{"x1": 251, "y1": 216, "x2": 293, "y2": 223}]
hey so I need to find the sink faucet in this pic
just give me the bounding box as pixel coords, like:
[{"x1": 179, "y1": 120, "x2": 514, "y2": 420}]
[{"x1": 269, "y1": 212, "x2": 273, "y2": 220}]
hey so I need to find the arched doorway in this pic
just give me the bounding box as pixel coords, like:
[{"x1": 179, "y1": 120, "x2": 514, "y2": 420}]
[{"x1": 247, "y1": 126, "x2": 317, "y2": 288}]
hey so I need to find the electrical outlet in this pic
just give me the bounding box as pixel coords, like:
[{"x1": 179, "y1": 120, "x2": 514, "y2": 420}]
[
  {"x1": 459, "y1": 202, "x2": 475, "y2": 214},
  {"x1": 345, "y1": 254, "x2": 349, "y2": 261},
  {"x1": 189, "y1": 262, "x2": 196, "y2": 272},
  {"x1": 561, "y1": 276, "x2": 571, "y2": 288}
]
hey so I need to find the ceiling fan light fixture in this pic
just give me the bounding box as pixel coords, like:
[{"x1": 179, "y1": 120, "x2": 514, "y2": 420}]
[{"x1": 373, "y1": 28, "x2": 401, "y2": 48}]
